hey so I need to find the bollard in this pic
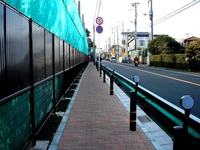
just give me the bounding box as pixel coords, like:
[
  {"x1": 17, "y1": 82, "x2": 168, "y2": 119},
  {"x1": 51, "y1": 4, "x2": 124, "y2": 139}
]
[
  {"x1": 96, "y1": 61, "x2": 98, "y2": 71},
  {"x1": 173, "y1": 126, "x2": 185, "y2": 150},
  {"x1": 183, "y1": 109, "x2": 190, "y2": 132},
  {"x1": 180, "y1": 95, "x2": 194, "y2": 132},
  {"x1": 110, "y1": 70, "x2": 114, "y2": 95},
  {"x1": 130, "y1": 91, "x2": 137, "y2": 131},
  {"x1": 130, "y1": 76, "x2": 140, "y2": 131},
  {"x1": 100, "y1": 64, "x2": 102, "y2": 77},
  {"x1": 172, "y1": 95, "x2": 195, "y2": 150},
  {"x1": 103, "y1": 66, "x2": 106, "y2": 83}
]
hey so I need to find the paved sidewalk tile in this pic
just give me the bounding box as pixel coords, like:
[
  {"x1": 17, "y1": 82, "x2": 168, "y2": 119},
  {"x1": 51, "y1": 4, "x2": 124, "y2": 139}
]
[{"x1": 57, "y1": 62, "x2": 156, "y2": 150}]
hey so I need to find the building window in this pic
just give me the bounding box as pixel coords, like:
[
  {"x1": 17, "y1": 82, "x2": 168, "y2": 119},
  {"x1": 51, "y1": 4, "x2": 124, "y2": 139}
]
[{"x1": 139, "y1": 40, "x2": 145, "y2": 46}]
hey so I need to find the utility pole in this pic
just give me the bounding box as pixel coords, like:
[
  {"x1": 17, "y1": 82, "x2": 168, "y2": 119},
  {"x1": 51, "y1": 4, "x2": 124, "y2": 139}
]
[
  {"x1": 116, "y1": 26, "x2": 119, "y2": 60},
  {"x1": 78, "y1": 0, "x2": 80, "y2": 17},
  {"x1": 147, "y1": 0, "x2": 153, "y2": 65},
  {"x1": 132, "y1": 2, "x2": 139, "y2": 51},
  {"x1": 149, "y1": 0, "x2": 153, "y2": 40},
  {"x1": 93, "y1": 24, "x2": 96, "y2": 65}
]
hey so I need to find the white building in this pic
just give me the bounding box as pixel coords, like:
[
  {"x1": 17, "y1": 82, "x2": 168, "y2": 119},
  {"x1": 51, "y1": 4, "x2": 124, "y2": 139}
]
[{"x1": 121, "y1": 32, "x2": 160, "y2": 64}]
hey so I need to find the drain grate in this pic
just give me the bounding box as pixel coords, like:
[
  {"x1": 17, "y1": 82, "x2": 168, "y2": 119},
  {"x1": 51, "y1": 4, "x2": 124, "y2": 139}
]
[{"x1": 138, "y1": 115, "x2": 151, "y2": 123}]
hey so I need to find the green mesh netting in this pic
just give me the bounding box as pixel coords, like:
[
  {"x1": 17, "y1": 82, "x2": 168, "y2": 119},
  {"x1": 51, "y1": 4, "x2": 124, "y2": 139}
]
[
  {"x1": 5, "y1": 0, "x2": 88, "y2": 55},
  {"x1": 34, "y1": 80, "x2": 54, "y2": 128},
  {"x1": 55, "y1": 74, "x2": 64, "y2": 102},
  {"x1": 0, "y1": 92, "x2": 31, "y2": 150}
]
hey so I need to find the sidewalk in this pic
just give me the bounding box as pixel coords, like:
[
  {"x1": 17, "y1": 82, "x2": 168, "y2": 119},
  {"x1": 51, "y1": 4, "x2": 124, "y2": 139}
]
[{"x1": 49, "y1": 62, "x2": 157, "y2": 149}]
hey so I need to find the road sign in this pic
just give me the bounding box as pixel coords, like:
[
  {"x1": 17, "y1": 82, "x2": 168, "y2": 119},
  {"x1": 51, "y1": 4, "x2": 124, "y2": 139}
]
[
  {"x1": 96, "y1": 25, "x2": 103, "y2": 34},
  {"x1": 96, "y1": 17, "x2": 103, "y2": 25}
]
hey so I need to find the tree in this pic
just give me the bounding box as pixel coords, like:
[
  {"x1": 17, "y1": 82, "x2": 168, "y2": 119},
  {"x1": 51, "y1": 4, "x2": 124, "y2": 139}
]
[
  {"x1": 186, "y1": 39, "x2": 200, "y2": 60},
  {"x1": 148, "y1": 35, "x2": 181, "y2": 55}
]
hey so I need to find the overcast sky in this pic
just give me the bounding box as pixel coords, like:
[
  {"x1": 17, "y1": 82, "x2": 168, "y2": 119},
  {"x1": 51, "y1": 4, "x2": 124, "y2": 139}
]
[{"x1": 76, "y1": 0, "x2": 200, "y2": 48}]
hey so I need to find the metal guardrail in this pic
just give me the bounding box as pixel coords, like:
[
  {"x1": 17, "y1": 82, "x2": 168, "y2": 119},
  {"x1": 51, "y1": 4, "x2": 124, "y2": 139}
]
[{"x1": 100, "y1": 63, "x2": 200, "y2": 148}]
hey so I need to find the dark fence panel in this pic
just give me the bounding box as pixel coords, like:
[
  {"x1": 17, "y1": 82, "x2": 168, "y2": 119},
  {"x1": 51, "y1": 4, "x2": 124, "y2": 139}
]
[
  {"x1": 32, "y1": 23, "x2": 45, "y2": 83},
  {"x1": 60, "y1": 39, "x2": 64, "y2": 71},
  {"x1": 0, "y1": 2, "x2": 88, "y2": 149},
  {"x1": 45, "y1": 30, "x2": 53, "y2": 77},
  {"x1": 70, "y1": 45, "x2": 74, "y2": 67},
  {"x1": 6, "y1": 6, "x2": 30, "y2": 97},
  {"x1": 64, "y1": 42, "x2": 69, "y2": 70},
  {"x1": 54, "y1": 36, "x2": 60, "y2": 74},
  {"x1": 0, "y1": 3, "x2": 6, "y2": 99}
]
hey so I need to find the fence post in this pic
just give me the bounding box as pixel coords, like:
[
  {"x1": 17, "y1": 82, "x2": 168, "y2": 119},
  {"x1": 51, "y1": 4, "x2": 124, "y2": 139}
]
[
  {"x1": 110, "y1": 70, "x2": 114, "y2": 95},
  {"x1": 103, "y1": 66, "x2": 106, "y2": 83},
  {"x1": 130, "y1": 76, "x2": 140, "y2": 131}
]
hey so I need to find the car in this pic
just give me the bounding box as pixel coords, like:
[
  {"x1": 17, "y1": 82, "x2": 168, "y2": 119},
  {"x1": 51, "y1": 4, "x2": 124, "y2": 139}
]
[
  {"x1": 105, "y1": 57, "x2": 110, "y2": 61},
  {"x1": 122, "y1": 56, "x2": 132, "y2": 63},
  {"x1": 110, "y1": 56, "x2": 116, "y2": 63}
]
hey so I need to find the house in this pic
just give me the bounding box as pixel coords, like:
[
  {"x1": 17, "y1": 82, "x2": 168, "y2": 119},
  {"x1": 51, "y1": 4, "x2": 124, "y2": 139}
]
[
  {"x1": 184, "y1": 36, "x2": 200, "y2": 46},
  {"x1": 121, "y1": 31, "x2": 160, "y2": 63}
]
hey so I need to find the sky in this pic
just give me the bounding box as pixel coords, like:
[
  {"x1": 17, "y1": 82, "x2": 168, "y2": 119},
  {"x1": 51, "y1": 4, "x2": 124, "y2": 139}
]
[{"x1": 76, "y1": 0, "x2": 200, "y2": 49}]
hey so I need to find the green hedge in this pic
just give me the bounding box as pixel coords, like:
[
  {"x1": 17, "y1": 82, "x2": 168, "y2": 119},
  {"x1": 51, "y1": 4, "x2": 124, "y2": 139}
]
[{"x1": 149, "y1": 54, "x2": 197, "y2": 70}]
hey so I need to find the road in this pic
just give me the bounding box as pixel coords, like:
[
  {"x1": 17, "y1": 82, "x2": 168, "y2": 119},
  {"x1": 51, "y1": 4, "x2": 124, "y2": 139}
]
[{"x1": 102, "y1": 61, "x2": 200, "y2": 119}]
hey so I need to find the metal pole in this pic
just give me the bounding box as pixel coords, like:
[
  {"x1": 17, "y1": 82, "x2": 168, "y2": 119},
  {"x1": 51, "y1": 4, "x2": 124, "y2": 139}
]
[
  {"x1": 173, "y1": 126, "x2": 185, "y2": 150},
  {"x1": 116, "y1": 26, "x2": 119, "y2": 60},
  {"x1": 29, "y1": 18, "x2": 36, "y2": 146},
  {"x1": 150, "y1": 0, "x2": 153, "y2": 41},
  {"x1": 98, "y1": 36, "x2": 100, "y2": 75},
  {"x1": 183, "y1": 109, "x2": 190, "y2": 132},
  {"x1": 132, "y1": 2, "x2": 139, "y2": 51},
  {"x1": 110, "y1": 70, "x2": 114, "y2": 95},
  {"x1": 78, "y1": 0, "x2": 80, "y2": 17},
  {"x1": 130, "y1": 76, "x2": 140, "y2": 131},
  {"x1": 93, "y1": 25, "x2": 96, "y2": 65},
  {"x1": 147, "y1": 0, "x2": 153, "y2": 65},
  {"x1": 103, "y1": 66, "x2": 106, "y2": 83},
  {"x1": 130, "y1": 91, "x2": 137, "y2": 131}
]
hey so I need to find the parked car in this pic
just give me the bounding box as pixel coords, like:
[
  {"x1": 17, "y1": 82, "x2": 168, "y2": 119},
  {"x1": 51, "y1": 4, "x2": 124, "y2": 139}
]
[
  {"x1": 122, "y1": 56, "x2": 132, "y2": 63},
  {"x1": 105, "y1": 57, "x2": 110, "y2": 61},
  {"x1": 110, "y1": 56, "x2": 116, "y2": 63}
]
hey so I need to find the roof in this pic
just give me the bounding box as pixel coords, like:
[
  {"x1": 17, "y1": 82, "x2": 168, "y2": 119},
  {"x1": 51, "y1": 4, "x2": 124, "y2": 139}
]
[
  {"x1": 121, "y1": 31, "x2": 161, "y2": 38},
  {"x1": 184, "y1": 36, "x2": 200, "y2": 42}
]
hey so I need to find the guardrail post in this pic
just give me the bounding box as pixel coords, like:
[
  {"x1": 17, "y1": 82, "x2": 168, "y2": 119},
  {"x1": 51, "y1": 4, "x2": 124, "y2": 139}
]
[
  {"x1": 173, "y1": 95, "x2": 194, "y2": 150},
  {"x1": 173, "y1": 126, "x2": 185, "y2": 150},
  {"x1": 130, "y1": 76, "x2": 140, "y2": 131},
  {"x1": 103, "y1": 66, "x2": 106, "y2": 83},
  {"x1": 100, "y1": 63, "x2": 102, "y2": 77},
  {"x1": 110, "y1": 70, "x2": 114, "y2": 95},
  {"x1": 130, "y1": 91, "x2": 137, "y2": 131}
]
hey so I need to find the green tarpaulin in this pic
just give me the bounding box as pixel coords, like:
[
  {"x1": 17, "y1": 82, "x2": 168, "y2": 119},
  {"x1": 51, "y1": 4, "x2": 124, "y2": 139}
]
[{"x1": 5, "y1": 0, "x2": 88, "y2": 55}]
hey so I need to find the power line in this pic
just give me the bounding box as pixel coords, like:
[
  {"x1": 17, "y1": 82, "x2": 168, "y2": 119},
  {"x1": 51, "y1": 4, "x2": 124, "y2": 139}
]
[{"x1": 154, "y1": 0, "x2": 200, "y2": 25}]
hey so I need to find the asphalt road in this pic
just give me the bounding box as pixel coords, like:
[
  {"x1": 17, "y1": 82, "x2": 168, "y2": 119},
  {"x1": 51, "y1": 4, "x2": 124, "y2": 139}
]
[{"x1": 102, "y1": 61, "x2": 200, "y2": 119}]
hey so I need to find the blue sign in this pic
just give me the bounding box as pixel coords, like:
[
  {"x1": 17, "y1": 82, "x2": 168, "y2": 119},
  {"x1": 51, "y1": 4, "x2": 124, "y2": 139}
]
[{"x1": 96, "y1": 25, "x2": 103, "y2": 34}]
